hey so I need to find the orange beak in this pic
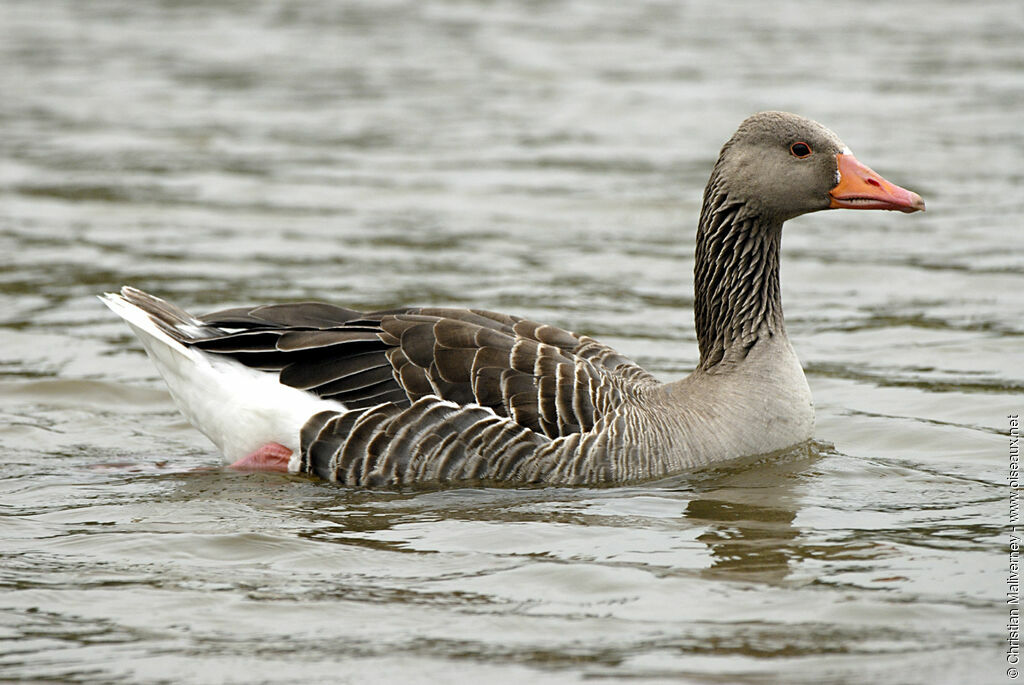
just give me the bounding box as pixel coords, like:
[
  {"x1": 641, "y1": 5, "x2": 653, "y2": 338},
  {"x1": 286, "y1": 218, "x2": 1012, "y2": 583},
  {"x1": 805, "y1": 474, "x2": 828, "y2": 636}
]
[{"x1": 829, "y1": 153, "x2": 925, "y2": 213}]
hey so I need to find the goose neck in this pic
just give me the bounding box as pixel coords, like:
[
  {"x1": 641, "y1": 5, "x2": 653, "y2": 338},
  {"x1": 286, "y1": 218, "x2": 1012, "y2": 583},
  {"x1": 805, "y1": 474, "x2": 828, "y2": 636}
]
[{"x1": 693, "y1": 188, "x2": 786, "y2": 371}]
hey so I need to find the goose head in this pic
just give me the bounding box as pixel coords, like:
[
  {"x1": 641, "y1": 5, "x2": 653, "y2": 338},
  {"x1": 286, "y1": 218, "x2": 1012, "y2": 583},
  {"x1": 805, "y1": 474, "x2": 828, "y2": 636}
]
[{"x1": 710, "y1": 111, "x2": 925, "y2": 223}]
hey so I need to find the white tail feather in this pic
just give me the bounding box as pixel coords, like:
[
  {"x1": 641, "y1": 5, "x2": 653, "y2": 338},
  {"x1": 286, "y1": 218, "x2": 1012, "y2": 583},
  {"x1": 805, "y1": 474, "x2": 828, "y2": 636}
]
[{"x1": 100, "y1": 292, "x2": 345, "y2": 468}]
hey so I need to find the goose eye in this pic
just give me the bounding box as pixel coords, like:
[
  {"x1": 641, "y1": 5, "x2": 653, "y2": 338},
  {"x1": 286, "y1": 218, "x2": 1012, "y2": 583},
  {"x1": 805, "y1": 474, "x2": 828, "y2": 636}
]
[{"x1": 790, "y1": 142, "x2": 812, "y2": 158}]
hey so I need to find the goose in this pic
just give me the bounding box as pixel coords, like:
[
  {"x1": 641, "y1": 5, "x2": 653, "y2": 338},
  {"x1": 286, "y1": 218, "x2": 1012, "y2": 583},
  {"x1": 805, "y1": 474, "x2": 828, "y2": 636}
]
[{"x1": 102, "y1": 111, "x2": 924, "y2": 487}]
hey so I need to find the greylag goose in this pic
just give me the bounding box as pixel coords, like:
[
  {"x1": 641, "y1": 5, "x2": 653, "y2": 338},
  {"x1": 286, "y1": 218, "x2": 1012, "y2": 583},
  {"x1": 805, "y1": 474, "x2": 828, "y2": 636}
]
[{"x1": 103, "y1": 111, "x2": 924, "y2": 487}]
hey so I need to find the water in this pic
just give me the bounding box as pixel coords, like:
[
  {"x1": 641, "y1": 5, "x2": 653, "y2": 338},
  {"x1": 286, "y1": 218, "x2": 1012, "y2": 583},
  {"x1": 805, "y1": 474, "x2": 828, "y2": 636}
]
[{"x1": 1, "y1": 1, "x2": 1021, "y2": 682}]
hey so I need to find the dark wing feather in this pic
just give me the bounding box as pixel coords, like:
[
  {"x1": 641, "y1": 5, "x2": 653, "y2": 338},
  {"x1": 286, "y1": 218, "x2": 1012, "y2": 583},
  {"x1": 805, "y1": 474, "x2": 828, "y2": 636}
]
[
  {"x1": 187, "y1": 301, "x2": 658, "y2": 438},
  {"x1": 203, "y1": 302, "x2": 366, "y2": 328}
]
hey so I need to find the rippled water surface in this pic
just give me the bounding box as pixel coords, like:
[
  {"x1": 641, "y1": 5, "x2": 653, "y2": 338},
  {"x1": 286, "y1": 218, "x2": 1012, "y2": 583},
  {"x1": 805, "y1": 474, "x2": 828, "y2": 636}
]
[{"x1": 1, "y1": 1, "x2": 1021, "y2": 683}]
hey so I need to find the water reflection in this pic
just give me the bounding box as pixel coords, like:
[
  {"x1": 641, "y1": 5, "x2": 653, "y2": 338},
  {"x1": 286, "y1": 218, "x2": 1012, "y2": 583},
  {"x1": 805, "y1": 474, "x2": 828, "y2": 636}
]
[
  {"x1": 683, "y1": 443, "x2": 824, "y2": 583},
  {"x1": 257, "y1": 443, "x2": 829, "y2": 590},
  {"x1": 688, "y1": 497, "x2": 798, "y2": 581}
]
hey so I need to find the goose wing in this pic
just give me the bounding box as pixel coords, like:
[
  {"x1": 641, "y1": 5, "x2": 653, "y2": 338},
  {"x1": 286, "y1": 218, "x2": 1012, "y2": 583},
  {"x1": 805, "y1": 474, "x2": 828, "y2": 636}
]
[{"x1": 194, "y1": 301, "x2": 660, "y2": 440}]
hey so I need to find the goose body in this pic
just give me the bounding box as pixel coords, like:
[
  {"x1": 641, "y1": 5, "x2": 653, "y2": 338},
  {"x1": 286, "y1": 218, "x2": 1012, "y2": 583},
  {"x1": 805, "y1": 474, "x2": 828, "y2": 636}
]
[{"x1": 103, "y1": 112, "x2": 923, "y2": 487}]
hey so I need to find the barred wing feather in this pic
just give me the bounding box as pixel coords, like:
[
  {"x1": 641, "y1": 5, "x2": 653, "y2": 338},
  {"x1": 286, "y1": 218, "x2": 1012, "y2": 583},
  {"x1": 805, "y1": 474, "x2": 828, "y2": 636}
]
[{"x1": 194, "y1": 302, "x2": 659, "y2": 441}]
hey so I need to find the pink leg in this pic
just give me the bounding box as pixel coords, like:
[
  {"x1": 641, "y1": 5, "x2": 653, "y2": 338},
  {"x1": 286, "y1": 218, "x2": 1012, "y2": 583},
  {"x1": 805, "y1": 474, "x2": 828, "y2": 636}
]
[{"x1": 229, "y1": 442, "x2": 293, "y2": 472}]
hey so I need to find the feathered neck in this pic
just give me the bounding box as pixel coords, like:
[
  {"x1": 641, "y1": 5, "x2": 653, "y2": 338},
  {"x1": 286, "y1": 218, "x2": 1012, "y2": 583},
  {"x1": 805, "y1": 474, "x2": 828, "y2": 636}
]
[{"x1": 693, "y1": 168, "x2": 785, "y2": 371}]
